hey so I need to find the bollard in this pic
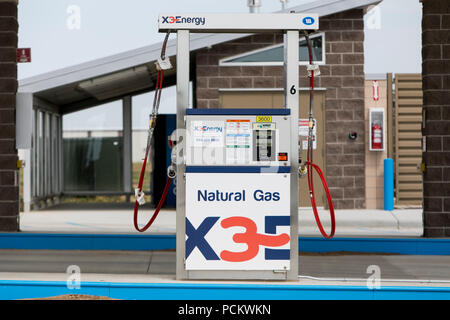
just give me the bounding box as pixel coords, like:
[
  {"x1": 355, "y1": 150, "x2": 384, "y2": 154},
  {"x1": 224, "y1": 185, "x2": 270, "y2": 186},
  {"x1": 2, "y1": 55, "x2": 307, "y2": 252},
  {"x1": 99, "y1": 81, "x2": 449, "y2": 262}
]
[{"x1": 384, "y1": 158, "x2": 394, "y2": 211}]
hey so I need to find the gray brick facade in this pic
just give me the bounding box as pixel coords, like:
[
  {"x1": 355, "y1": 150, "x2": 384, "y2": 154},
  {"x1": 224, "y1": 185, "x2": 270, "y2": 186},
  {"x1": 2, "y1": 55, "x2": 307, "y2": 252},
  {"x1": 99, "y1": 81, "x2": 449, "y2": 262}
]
[
  {"x1": 195, "y1": 9, "x2": 366, "y2": 209},
  {"x1": 422, "y1": 0, "x2": 450, "y2": 237},
  {"x1": 0, "y1": 0, "x2": 18, "y2": 231}
]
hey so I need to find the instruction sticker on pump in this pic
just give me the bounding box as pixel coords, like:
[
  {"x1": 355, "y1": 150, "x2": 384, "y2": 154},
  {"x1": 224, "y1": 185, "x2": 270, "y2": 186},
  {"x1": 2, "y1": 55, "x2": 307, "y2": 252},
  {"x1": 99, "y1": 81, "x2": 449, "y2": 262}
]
[
  {"x1": 225, "y1": 120, "x2": 251, "y2": 164},
  {"x1": 299, "y1": 119, "x2": 317, "y2": 150},
  {"x1": 191, "y1": 120, "x2": 225, "y2": 147},
  {"x1": 185, "y1": 173, "x2": 291, "y2": 271}
]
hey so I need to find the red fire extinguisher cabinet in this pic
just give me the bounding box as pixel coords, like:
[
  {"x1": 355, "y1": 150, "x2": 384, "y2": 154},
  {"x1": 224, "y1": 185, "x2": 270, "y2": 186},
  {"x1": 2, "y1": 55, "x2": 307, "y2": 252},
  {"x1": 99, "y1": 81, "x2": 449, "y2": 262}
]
[{"x1": 369, "y1": 108, "x2": 385, "y2": 151}]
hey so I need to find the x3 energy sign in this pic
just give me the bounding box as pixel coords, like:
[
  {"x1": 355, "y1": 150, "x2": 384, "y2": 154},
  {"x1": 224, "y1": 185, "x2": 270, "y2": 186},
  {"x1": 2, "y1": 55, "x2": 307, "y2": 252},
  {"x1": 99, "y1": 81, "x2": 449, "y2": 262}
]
[
  {"x1": 161, "y1": 15, "x2": 206, "y2": 26},
  {"x1": 158, "y1": 13, "x2": 319, "y2": 32},
  {"x1": 185, "y1": 172, "x2": 291, "y2": 270}
]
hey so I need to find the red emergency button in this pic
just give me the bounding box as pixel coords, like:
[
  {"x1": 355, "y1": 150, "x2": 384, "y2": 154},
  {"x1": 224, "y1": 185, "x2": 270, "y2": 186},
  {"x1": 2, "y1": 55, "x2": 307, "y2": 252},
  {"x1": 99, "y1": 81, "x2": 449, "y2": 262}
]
[{"x1": 278, "y1": 153, "x2": 288, "y2": 161}]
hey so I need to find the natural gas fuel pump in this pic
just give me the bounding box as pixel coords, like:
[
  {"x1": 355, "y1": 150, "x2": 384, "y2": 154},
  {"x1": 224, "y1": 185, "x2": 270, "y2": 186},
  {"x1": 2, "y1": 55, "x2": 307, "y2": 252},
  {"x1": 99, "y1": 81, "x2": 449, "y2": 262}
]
[{"x1": 133, "y1": 13, "x2": 335, "y2": 280}]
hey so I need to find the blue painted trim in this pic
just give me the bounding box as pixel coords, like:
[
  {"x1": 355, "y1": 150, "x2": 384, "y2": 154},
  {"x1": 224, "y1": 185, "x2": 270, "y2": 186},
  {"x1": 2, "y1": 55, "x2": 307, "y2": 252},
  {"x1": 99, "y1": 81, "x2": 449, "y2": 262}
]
[
  {"x1": 1, "y1": 234, "x2": 450, "y2": 255},
  {"x1": 186, "y1": 166, "x2": 291, "y2": 173},
  {"x1": 186, "y1": 108, "x2": 291, "y2": 116},
  {"x1": 0, "y1": 280, "x2": 450, "y2": 300},
  {"x1": 0, "y1": 233, "x2": 175, "y2": 251},
  {"x1": 299, "y1": 237, "x2": 450, "y2": 255}
]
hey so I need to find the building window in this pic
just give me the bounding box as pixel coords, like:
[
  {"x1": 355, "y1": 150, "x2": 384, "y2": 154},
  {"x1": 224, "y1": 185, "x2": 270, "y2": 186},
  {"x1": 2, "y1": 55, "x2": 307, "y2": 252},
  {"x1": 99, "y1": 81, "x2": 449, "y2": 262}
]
[
  {"x1": 63, "y1": 101, "x2": 124, "y2": 193},
  {"x1": 219, "y1": 33, "x2": 325, "y2": 66}
]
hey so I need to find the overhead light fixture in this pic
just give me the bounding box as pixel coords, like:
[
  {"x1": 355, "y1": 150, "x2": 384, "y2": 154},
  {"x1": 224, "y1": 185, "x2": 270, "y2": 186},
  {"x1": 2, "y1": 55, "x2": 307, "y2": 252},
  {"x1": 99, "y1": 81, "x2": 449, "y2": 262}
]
[{"x1": 77, "y1": 65, "x2": 154, "y2": 101}]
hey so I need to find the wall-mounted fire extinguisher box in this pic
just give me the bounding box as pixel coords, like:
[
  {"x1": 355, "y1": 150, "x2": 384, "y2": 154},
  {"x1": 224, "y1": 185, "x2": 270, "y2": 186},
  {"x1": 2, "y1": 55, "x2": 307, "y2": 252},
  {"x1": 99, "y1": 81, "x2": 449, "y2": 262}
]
[{"x1": 369, "y1": 108, "x2": 385, "y2": 151}]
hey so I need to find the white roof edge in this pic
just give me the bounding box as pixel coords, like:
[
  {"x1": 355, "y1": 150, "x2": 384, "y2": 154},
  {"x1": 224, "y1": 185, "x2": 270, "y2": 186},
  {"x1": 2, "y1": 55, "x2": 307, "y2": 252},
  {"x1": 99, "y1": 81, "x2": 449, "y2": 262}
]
[
  {"x1": 280, "y1": 0, "x2": 381, "y2": 15},
  {"x1": 19, "y1": 33, "x2": 246, "y2": 93},
  {"x1": 19, "y1": 0, "x2": 382, "y2": 94}
]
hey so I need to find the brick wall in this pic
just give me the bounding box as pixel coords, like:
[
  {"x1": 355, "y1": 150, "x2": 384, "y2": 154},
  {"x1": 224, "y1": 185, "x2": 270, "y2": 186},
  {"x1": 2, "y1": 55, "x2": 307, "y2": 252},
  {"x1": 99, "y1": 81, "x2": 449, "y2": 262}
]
[
  {"x1": 195, "y1": 9, "x2": 366, "y2": 209},
  {"x1": 0, "y1": 0, "x2": 18, "y2": 231},
  {"x1": 422, "y1": 0, "x2": 450, "y2": 237}
]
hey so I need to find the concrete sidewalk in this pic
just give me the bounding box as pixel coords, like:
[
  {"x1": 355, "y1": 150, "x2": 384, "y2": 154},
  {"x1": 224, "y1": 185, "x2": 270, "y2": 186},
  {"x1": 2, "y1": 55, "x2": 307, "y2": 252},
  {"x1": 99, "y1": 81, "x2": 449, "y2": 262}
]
[
  {"x1": 298, "y1": 208, "x2": 423, "y2": 237},
  {"x1": 19, "y1": 203, "x2": 423, "y2": 236}
]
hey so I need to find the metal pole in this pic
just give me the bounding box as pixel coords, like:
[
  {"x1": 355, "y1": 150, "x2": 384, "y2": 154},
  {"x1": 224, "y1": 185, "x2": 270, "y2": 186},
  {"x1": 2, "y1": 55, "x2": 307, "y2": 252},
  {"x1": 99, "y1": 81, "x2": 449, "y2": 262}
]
[
  {"x1": 47, "y1": 113, "x2": 52, "y2": 205},
  {"x1": 176, "y1": 29, "x2": 190, "y2": 280},
  {"x1": 53, "y1": 115, "x2": 61, "y2": 205},
  {"x1": 42, "y1": 112, "x2": 47, "y2": 205},
  {"x1": 247, "y1": 0, "x2": 262, "y2": 13},
  {"x1": 284, "y1": 30, "x2": 299, "y2": 280},
  {"x1": 36, "y1": 111, "x2": 41, "y2": 204},
  {"x1": 122, "y1": 96, "x2": 133, "y2": 199},
  {"x1": 33, "y1": 109, "x2": 38, "y2": 207},
  {"x1": 51, "y1": 115, "x2": 56, "y2": 197},
  {"x1": 58, "y1": 115, "x2": 64, "y2": 197},
  {"x1": 23, "y1": 149, "x2": 31, "y2": 212},
  {"x1": 384, "y1": 158, "x2": 394, "y2": 211}
]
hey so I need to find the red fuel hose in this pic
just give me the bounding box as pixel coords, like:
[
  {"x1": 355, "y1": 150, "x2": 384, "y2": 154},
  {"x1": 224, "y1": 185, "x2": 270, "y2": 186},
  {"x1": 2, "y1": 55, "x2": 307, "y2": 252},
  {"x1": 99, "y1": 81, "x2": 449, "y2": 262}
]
[
  {"x1": 133, "y1": 70, "x2": 168, "y2": 232},
  {"x1": 304, "y1": 32, "x2": 336, "y2": 239},
  {"x1": 133, "y1": 69, "x2": 173, "y2": 232},
  {"x1": 133, "y1": 31, "x2": 172, "y2": 232}
]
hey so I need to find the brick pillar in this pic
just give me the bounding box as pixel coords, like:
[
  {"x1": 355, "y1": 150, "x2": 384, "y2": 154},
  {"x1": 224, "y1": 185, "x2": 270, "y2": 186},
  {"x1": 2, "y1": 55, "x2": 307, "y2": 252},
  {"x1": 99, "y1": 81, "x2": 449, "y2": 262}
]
[
  {"x1": 0, "y1": 0, "x2": 19, "y2": 231},
  {"x1": 422, "y1": 0, "x2": 450, "y2": 237},
  {"x1": 319, "y1": 9, "x2": 366, "y2": 210}
]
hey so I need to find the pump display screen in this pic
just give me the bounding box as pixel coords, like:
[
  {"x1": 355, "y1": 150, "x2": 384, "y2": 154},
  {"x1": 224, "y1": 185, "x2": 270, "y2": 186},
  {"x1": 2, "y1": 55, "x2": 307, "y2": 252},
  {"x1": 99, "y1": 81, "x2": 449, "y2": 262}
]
[{"x1": 253, "y1": 123, "x2": 276, "y2": 162}]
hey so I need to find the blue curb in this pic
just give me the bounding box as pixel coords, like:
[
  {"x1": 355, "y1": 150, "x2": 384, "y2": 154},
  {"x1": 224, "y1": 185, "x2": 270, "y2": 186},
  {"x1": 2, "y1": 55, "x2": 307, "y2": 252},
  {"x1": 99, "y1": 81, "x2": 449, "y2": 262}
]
[
  {"x1": 1, "y1": 233, "x2": 449, "y2": 255},
  {"x1": 1, "y1": 280, "x2": 450, "y2": 300}
]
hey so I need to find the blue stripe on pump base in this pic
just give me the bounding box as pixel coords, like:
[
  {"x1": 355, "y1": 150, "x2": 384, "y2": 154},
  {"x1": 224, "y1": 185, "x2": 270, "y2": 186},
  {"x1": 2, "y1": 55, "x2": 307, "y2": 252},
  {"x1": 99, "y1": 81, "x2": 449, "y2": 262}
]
[
  {"x1": 186, "y1": 108, "x2": 291, "y2": 116},
  {"x1": 185, "y1": 166, "x2": 291, "y2": 173}
]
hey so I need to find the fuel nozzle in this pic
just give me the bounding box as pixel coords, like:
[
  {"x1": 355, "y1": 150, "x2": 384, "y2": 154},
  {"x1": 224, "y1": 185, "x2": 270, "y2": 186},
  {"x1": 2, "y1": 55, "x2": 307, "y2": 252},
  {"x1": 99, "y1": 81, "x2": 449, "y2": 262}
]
[
  {"x1": 167, "y1": 164, "x2": 177, "y2": 179},
  {"x1": 168, "y1": 130, "x2": 178, "y2": 148},
  {"x1": 168, "y1": 130, "x2": 181, "y2": 173},
  {"x1": 298, "y1": 154, "x2": 307, "y2": 178},
  {"x1": 298, "y1": 164, "x2": 307, "y2": 177}
]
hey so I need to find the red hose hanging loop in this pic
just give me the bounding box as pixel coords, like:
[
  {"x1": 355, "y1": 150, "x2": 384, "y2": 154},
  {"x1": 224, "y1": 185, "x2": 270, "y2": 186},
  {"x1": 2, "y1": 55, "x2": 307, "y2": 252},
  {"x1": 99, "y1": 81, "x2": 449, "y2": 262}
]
[
  {"x1": 305, "y1": 161, "x2": 336, "y2": 238},
  {"x1": 134, "y1": 178, "x2": 172, "y2": 232},
  {"x1": 303, "y1": 31, "x2": 336, "y2": 239}
]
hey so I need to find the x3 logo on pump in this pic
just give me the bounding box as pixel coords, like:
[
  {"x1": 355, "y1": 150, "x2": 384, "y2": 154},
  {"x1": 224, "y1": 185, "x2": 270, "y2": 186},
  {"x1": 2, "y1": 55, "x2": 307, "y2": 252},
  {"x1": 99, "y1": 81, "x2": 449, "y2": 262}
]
[{"x1": 185, "y1": 172, "x2": 291, "y2": 270}]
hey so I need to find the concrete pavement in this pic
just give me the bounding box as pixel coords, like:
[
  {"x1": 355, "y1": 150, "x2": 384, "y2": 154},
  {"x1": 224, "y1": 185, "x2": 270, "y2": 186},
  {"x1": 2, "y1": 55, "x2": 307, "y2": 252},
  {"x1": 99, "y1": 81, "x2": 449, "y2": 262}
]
[
  {"x1": 19, "y1": 203, "x2": 423, "y2": 236},
  {"x1": 0, "y1": 250, "x2": 449, "y2": 286}
]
